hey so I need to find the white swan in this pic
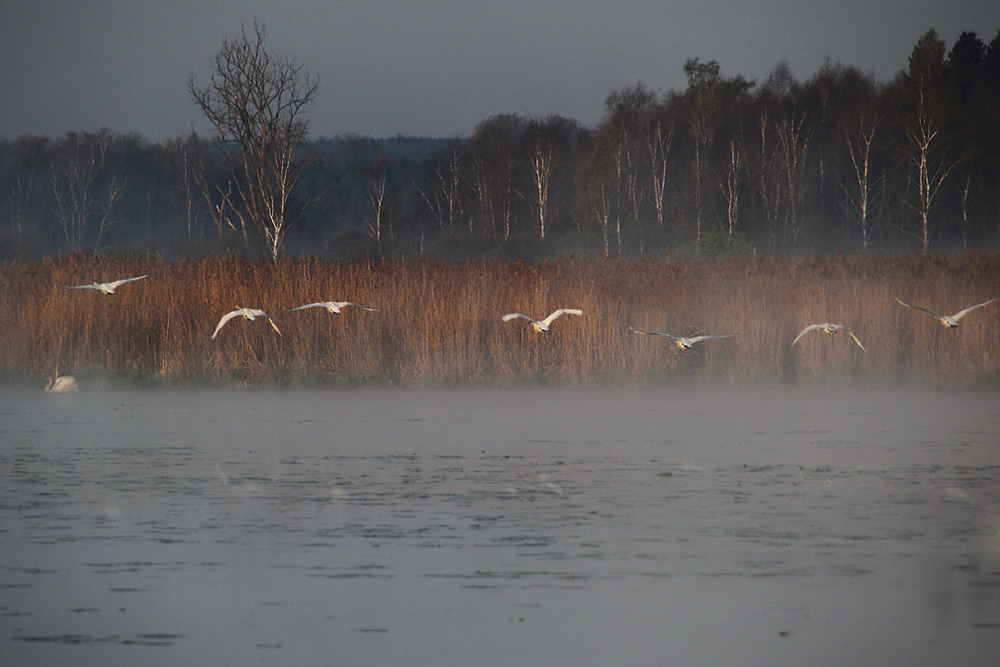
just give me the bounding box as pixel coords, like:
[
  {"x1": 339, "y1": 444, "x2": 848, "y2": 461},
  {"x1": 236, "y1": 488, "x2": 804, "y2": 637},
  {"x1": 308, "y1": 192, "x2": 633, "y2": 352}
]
[
  {"x1": 895, "y1": 297, "x2": 997, "y2": 328},
  {"x1": 211, "y1": 308, "x2": 282, "y2": 339},
  {"x1": 629, "y1": 327, "x2": 734, "y2": 350},
  {"x1": 288, "y1": 301, "x2": 379, "y2": 314},
  {"x1": 45, "y1": 375, "x2": 78, "y2": 392},
  {"x1": 792, "y1": 323, "x2": 865, "y2": 351},
  {"x1": 60, "y1": 275, "x2": 148, "y2": 294},
  {"x1": 502, "y1": 309, "x2": 583, "y2": 332}
]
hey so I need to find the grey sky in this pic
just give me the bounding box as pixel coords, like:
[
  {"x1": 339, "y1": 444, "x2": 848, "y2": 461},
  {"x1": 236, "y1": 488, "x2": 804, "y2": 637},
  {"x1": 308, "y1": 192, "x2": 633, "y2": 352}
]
[{"x1": 1, "y1": 1, "x2": 997, "y2": 141}]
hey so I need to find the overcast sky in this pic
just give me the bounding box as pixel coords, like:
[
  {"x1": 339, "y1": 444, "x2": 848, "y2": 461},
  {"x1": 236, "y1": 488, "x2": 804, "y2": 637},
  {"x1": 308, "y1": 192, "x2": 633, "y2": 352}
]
[{"x1": 1, "y1": 1, "x2": 998, "y2": 142}]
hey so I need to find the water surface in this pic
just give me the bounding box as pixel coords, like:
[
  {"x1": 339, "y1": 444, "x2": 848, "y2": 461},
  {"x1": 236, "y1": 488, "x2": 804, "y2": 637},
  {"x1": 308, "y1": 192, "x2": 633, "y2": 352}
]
[{"x1": 2, "y1": 387, "x2": 999, "y2": 666}]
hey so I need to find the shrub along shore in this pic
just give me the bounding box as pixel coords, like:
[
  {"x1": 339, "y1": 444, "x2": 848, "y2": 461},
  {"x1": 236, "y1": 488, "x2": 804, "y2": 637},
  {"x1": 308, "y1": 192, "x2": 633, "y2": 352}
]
[{"x1": 2, "y1": 253, "x2": 999, "y2": 389}]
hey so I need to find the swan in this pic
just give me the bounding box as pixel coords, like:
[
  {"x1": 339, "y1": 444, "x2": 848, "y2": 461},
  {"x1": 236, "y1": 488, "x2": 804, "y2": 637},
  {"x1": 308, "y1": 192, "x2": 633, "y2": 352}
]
[
  {"x1": 45, "y1": 374, "x2": 78, "y2": 392},
  {"x1": 288, "y1": 301, "x2": 379, "y2": 314},
  {"x1": 60, "y1": 275, "x2": 148, "y2": 294},
  {"x1": 211, "y1": 308, "x2": 282, "y2": 339},
  {"x1": 792, "y1": 323, "x2": 865, "y2": 351},
  {"x1": 502, "y1": 309, "x2": 583, "y2": 332},
  {"x1": 629, "y1": 327, "x2": 733, "y2": 350},
  {"x1": 894, "y1": 297, "x2": 997, "y2": 328}
]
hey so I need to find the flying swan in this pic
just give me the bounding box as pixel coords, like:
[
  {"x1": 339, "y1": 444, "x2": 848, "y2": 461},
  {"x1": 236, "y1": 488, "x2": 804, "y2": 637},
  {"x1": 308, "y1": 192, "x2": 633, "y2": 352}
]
[
  {"x1": 792, "y1": 323, "x2": 865, "y2": 351},
  {"x1": 502, "y1": 309, "x2": 583, "y2": 332},
  {"x1": 44, "y1": 374, "x2": 78, "y2": 392},
  {"x1": 895, "y1": 297, "x2": 997, "y2": 328},
  {"x1": 288, "y1": 301, "x2": 379, "y2": 314},
  {"x1": 211, "y1": 308, "x2": 282, "y2": 339},
  {"x1": 59, "y1": 275, "x2": 148, "y2": 294},
  {"x1": 629, "y1": 327, "x2": 734, "y2": 350}
]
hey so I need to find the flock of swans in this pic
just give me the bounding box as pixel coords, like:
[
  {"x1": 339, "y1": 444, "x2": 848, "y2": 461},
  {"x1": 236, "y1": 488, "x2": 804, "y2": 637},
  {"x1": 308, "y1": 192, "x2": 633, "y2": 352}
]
[
  {"x1": 210, "y1": 301, "x2": 381, "y2": 339},
  {"x1": 46, "y1": 273, "x2": 997, "y2": 391}
]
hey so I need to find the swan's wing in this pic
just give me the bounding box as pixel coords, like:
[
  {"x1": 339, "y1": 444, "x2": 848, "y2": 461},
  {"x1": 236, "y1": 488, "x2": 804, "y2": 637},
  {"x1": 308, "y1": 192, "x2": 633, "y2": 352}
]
[
  {"x1": 261, "y1": 312, "x2": 282, "y2": 336},
  {"x1": 211, "y1": 310, "x2": 243, "y2": 339},
  {"x1": 630, "y1": 327, "x2": 681, "y2": 341},
  {"x1": 502, "y1": 313, "x2": 535, "y2": 324},
  {"x1": 950, "y1": 298, "x2": 997, "y2": 321},
  {"x1": 688, "y1": 334, "x2": 734, "y2": 343},
  {"x1": 109, "y1": 275, "x2": 148, "y2": 289},
  {"x1": 54, "y1": 376, "x2": 78, "y2": 391},
  {"x1": 845, "y1": 329, "x2": 866, "y2": 351},
  {"x1": 540, "y1": 309, "x2": 583, "y2": 326},
  {"x1": 895, "y1": 297, "x2": 942, "y2": 319},
  {"x1": 792, "y1": 324, "x2": 825, "y2": 346},
  {"x1": 336, "y1": 302, "x2": 379, "y2": 311},
  {"x1": 289, "y1": 303, "x2": 326, "y2": 311}
]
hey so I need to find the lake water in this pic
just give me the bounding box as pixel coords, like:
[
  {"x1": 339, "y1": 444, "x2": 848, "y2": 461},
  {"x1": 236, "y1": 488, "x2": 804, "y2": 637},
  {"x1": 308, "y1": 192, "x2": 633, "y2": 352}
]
[{"x1": 1, "y1": 387, "x2": 999, "y2": 666}]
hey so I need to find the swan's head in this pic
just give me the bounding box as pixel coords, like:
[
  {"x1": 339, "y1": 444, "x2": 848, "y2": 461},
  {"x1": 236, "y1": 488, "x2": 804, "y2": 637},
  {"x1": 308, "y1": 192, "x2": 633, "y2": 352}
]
[{"x1": 531, "y1": 322, "x2": 549, "y2": 333}]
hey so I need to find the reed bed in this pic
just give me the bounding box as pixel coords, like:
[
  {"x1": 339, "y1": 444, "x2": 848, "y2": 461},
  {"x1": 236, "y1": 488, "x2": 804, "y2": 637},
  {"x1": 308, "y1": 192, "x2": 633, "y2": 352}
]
[{"x1": 1, "y1": 253, "x2": 998, "y2": 388}]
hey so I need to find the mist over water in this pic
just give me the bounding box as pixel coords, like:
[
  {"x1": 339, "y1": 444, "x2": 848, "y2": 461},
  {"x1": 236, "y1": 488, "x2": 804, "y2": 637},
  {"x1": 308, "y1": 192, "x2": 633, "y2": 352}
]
[{"x1": 2, "y1": 387, "x2": 999, "y2": 666}]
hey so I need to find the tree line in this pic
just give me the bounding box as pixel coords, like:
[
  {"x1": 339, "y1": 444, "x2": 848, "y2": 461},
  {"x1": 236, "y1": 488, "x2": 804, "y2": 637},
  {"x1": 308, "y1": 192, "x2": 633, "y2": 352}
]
[{"x1": 2, "y1": 26, "x2": 999, "y2": 262}]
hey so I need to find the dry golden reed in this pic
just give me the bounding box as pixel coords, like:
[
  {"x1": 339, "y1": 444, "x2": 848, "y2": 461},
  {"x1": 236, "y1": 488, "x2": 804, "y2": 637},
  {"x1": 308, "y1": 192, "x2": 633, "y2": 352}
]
[{"x1": 1, "y1": 253, "x2": 998, "y2": 388}]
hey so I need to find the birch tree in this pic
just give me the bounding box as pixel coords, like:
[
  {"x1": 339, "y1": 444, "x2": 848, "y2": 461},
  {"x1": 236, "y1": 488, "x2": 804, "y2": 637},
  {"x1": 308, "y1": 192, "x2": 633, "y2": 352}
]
[
  {"x1": 841, "y1": 113, "x2": 882, "y2": 249},
  {"x1": 189, "y1": 20, "x2": 318, "y2": 261},
  {"x1": 49, "y1": 131, "x2": 125, "y2": 253},
  {"x1": 363, "y1": 157, "x2": 392, "y2": 244},
  {"x1": 898, "y1": 29, "x2": 961, "y2": 252}
]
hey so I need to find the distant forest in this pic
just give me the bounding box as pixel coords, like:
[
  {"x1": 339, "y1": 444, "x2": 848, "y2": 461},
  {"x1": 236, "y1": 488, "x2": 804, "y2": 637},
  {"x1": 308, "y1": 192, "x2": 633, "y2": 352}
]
[{"x1": 3, "y1": 28, "x2": 1000, "y2": 261}]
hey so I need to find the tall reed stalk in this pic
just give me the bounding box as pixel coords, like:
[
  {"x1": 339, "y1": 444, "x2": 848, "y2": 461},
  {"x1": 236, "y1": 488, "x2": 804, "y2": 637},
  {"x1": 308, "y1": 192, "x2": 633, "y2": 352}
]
[{"x1": 1, "y1": 253, "x2": 998, "y2": 388}]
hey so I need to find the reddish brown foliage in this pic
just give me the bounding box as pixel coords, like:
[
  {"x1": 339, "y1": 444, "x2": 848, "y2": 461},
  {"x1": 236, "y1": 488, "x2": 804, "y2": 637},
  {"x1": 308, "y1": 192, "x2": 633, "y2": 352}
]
[{"x1": 2, "y1": 253, "x2": 998, "y2": 387}]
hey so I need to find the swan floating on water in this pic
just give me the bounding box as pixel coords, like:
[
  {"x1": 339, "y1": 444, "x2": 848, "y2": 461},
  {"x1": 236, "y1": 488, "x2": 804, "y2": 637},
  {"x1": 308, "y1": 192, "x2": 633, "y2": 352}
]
[
  {"x1": 894, "y1": 297, "x2": 997, "y2": 328},
  {"x1": 288, "y1": 301, "x2": 379, "y2": 314},
  {"x1": 792, "y1": 323, "x2": 865, "y2": 351},
  {"x1": 502, "y1": 309, "x2": 583, "y2": 332},
  {"x1": 45, "y1": 375, "x2": 78, "y2": 392},
  {"x1": 629, "y1": 327, "x2": 734, "y2": 350},
  {"x1": 59, "y1": 275, "x2": 148, "y2": 294},
  {"x1": 211, "y1": 308, "x2": 282, "y2": 339}
]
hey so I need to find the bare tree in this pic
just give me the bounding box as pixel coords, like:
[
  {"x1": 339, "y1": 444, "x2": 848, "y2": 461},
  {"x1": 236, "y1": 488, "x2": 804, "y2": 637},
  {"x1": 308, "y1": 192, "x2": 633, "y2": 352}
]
[
  {"x1": 574, "y1": 139, "x2": 616, "y2": 255},
  {"x1": 189, "y1": 20, "x2": 318, "y2": 261},
  {"x1": 49, "y1": 131, "x2": 125, "y2": 253},
  {"x1": 901, "y1": 79, "x2": 960, "y2": 251},
  {"x1": 363, "y1": 157, "x2": 392, "y2": 245},
  {"x1": 643, "y1": 104, "x2": 674, "y2": 231},
  {"x1": 467, "y1": 115, "x2": 523, "y2": 239},
  {"x1": 162, "y1": 137, "x2": 210, "y2": 242},
  {"x1": 753, "y1": 104, "x2": 783, "y2": 252},
  {"x1": 898, "y1": 29, "x2": 962, "y2": 252},
  {"x1": 719, "y1": 137, "x2": 743, "y2": 238},
  {"x1": 518, "y1": 116, "x2": 578, "y2": 241},
  {"x1": 773, "y1": 106, "x2": 813, "y2": 248},
  {"x1": 5, "y1": 135, "x2": 49, "y2": 247},
  {"x1": 525, "y1": 126, "x2": 555, "y2": 240},
  {"x1": 417, "y1": 142, "x2": 465, "y2": 233},
  {"x1": 841, "y1": 113, "x2": 882, "y2": 249}
]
